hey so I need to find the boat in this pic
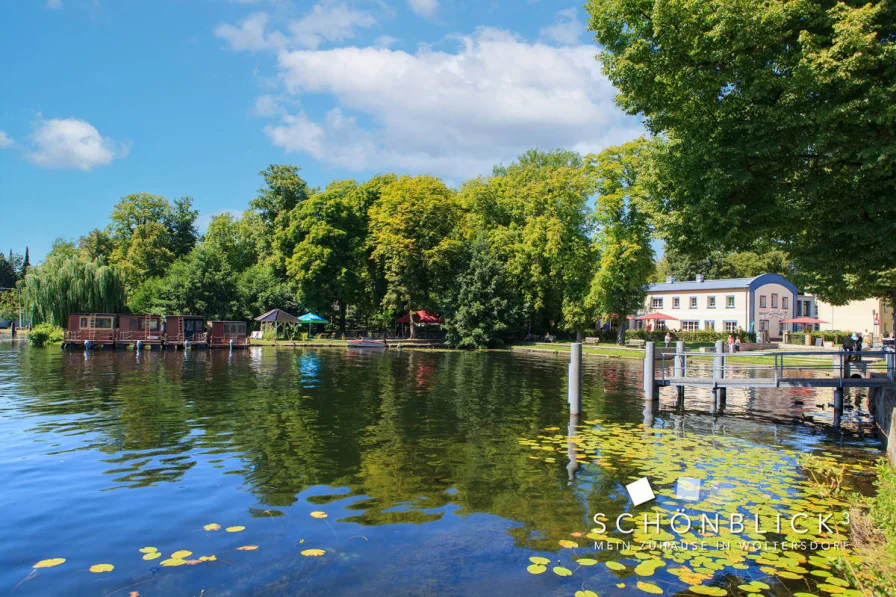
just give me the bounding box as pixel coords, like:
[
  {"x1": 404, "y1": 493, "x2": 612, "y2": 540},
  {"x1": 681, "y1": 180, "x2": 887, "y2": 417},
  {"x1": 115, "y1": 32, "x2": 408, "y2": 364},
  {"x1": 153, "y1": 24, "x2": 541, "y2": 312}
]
[{"x1": 347, "y1": 337, "x2": 387, "y2": 349}]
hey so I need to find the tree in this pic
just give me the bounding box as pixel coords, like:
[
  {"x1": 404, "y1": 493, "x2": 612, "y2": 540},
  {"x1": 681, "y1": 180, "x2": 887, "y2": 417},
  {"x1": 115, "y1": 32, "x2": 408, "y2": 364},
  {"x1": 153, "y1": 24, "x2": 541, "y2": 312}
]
[
  {"x1": 19, "y1": 256, "x2": 127, "y2": 326},
  {"x1": 146, "y1": 244, "x2": 238, "y2": 319},
  {"x1": 585, "y1": 139, "x2": 656, "y2": 344},
  {"x1": 465, "y1": 149, "x2": 595, "y2": 335},
  {"x1": 282, "y1": 180, "x2": 369, "y2": 334},
  {"x1": 654, "y1": 248, "x2": 791, "y2": 282},
  {"x1": 369, "y1": 175, "x2": 463, "y2": 338},
  {"x1": 443, "y1": 234, "x2": 522, "y2": 348},
  {"x1": 0, "y1": 253, "x2": 16, "y2": 288},
  {"x1": 587, "y1": 0, "x2": 896, "y2": 324},
  {"x1": 204, "y1": 213, "x2": 258, "y2": 273},
  {"x1": 0, "y1": 288, "x2": 19, "y2": 321},
  {"x1": 78, "y1": 229, "x2": 115, "y2": 262},
  {"x1": 20, "y1": 247, "x2": 29, "y2": 278},
  {"x1": 167, "y1": 197, "x2": 199, "y2": 258},
  {"x1": 253, "y1": 165, "x2": 314, "y2": 273}
]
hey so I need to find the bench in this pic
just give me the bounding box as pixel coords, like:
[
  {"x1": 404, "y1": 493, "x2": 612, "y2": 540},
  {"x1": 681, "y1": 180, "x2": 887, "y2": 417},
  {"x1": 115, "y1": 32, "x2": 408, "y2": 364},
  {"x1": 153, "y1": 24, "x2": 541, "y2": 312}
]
[
  {"x1": 626, "y1": 339, "x2": 645, "y2": 348},
  {"x1": 584, "y1": 337, "x2": 600, "y2": 345},
  {"x1": 249, "y1": 331, "x2": 263, "y2": 340}
]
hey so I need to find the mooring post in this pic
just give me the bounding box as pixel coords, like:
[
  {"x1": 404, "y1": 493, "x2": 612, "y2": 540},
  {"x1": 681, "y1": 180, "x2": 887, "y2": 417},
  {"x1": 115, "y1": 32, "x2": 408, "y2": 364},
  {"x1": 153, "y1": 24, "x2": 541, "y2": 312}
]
[
  {"x1": 714, "y1": 340, "x2": 727, "y2": 402},
  {"x1": 568, "y1": 342, "x2": 582, "y2": 415},
  {"x1": 674, "y1": 341, "x2": 685, "y2": 405},
  {"x1": 567, "y1": 412, "x2": 580, "y2": 483},
  {"x1": 644, "y1": 341, "x2": 656, "y2": 401},
  {"x1": 833, "y1": 388, "x2": 844, "y2": 430}
]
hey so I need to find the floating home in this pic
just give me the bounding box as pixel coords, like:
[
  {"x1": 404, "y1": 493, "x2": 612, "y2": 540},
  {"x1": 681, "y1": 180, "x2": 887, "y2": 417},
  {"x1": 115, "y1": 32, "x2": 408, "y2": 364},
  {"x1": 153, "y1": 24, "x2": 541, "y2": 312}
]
[
  {"x1": 64, "y1": 313, "x2": 119, "y2": 347},
  {"x1": 164, "y1": 315, "x2": 208, "y2": 349},
  {"x1": 209, "y1": 321, "x2": 248, "y2": 348},
  {"x1": 116, "y1": 314, "x2": 164, "y2": 347}
]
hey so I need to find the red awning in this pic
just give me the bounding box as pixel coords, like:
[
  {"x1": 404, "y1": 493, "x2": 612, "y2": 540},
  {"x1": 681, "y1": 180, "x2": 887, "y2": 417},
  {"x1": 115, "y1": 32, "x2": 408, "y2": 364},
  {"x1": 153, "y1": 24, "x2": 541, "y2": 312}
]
[
  {"x1": 396, "y1": 310, "x2": 444, "y2": 324},
  {"x1": 782, "y1": 317, "x2": 828, "y2": 324},
  {"x1": 635, "y1": 312, "x2": 678, "y2": 321}
]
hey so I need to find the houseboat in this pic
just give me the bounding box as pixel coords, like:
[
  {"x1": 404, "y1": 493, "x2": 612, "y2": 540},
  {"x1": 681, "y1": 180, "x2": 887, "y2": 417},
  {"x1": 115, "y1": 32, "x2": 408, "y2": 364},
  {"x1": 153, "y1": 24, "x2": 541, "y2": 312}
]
[
  {"x1": 164, "y1": 315, "x2": 208, "y2": 349},
  {"x1": 116, "y1": 314, "x2": 164, "y2": 348},
  {"x1": 64, "y1": 313, "x2": 118, "y2": 348},
  {"x1": 209, "y1": 321, "x2": 248, "y2": 348}
]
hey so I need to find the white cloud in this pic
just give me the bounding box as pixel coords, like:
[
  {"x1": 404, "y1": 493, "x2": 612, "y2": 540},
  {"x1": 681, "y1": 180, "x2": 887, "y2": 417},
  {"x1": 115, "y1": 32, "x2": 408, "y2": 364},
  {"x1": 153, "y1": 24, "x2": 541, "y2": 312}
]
[
  {"x1": 0, "y1": 131, "x2": 14, "y2": 149},
  {"x1": 27, "y1": 117, "x2": 128, "y2": 170},
  {"x1": 288, "y1": 0, "x2": 376, "y2": 49},
  {"x1": 214, "y1": 12, "x2": 273, "y2": 51},
  {"x1": 374, "y1": 35, "x2": 399, "y2": 48},
  {"x1": 46, "y1": 0, "x2": 62, "y2": 9},
  {"x1": 261, "y1": 27, "x2": 643, "y2": 178},
  {"x1": 214, "y1": 1, "x2": 377, "y2": 52},
  {"x1": 407, "y1": 0, "x2": 438, "y2": 19},
  {"x1": 539, "y1": 7, "x2": 586, "y2": 45}
]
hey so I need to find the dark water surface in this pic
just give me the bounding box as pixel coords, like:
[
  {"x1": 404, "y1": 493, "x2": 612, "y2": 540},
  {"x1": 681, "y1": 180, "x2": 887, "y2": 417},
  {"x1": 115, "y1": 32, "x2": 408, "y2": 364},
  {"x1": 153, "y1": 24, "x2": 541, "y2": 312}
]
[{"x1": 0, "y1": 341, "x2": 881, "y2": 596}]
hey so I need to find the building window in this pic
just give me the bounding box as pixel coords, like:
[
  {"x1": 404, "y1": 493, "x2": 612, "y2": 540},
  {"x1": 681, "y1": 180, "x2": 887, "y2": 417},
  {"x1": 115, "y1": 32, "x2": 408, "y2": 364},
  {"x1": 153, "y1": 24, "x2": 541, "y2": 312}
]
[
  {"x1": 760, "y1": 295, "x2": 767, "y2": 308},
  {"x1": 726, "y1": 295, "x2": 735, "y2": 308},
  {"x1": 705, "y1": 321, "x2": 715, "y2": 331},
  {"x1": 707, "y1": 296, "x2": 716, "y2": 309},
  {"x1": 651, "y1": 297, "x2": 663, "y2": 309},
  {"x1": 655, "y1": 321, "x2": 666, "y2": 330},
  {"x1": 672, "y1": 297, "x2": 680, "y2": 309},
  {"x1": 771, "y1": 293, "x2": 778, "y2": 308},
  {"x1": 94, "y1": 317, "x2": 114, "y2": 329},
  {"x1": 759, "y1": 320, "x2": 769, "y2": 331},
  {"x1": 224, "y1": 322, "x2": 246, "y2": 336},
  {"x1": 778, "y1": 320, "x2": 785, "y2": 335},
  {"x1": 79, "y1": 316, "x2": 88, "y2": 329},
  {"x1": 682, "y1": 320, "x2": 700, "y2": 331},
  {"x1": 724, "y1": 321, "x2": 738, "y2": 333},
  {"x1": 782, "y1": 296, "x2": 789, "y2": 309},
  {"x1": 689, "y1": 297, "x2": 697, "y2": 309}
]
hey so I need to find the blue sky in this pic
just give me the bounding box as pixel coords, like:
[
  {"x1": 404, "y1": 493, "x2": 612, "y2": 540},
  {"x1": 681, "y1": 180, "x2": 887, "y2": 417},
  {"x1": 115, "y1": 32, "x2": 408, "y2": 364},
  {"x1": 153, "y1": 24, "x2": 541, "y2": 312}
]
[{"x1": 0, "y1": 0, "x2": 644, "y2": 262}]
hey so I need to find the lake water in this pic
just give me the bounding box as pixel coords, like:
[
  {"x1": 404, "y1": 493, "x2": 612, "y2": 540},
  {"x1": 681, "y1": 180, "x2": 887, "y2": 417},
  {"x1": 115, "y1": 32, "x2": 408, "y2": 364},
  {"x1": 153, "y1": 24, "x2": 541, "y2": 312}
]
[{"x1": 0, "y1": 341, "x2": 882, "y2": 596}]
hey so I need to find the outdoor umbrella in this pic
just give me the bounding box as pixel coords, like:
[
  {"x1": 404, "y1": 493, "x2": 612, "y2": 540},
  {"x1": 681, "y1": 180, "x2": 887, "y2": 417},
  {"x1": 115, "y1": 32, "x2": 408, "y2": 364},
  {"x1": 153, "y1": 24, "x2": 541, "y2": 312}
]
[
  {"x1": 297, "y1": 312, "x2": 328, "y2": 337},
  {"x1": 782, "y1": 316, "x2": 828, "y2": 333},
  {"x1": 635, "y1": 313, "x2": 678, "y2": 321}
]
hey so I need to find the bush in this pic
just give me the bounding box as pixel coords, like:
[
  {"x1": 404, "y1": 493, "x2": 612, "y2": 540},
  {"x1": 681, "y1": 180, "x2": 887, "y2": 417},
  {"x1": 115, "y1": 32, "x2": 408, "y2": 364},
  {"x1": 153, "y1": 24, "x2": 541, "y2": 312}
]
[
  {"x1": 28, "y1": 323, "x2": 64, "y2": 347},
  {"x1": 787, "y1": 330, "x2": 853, "y2": 345},
  {"x1": 625, "y1": 329, "x2": 756, "y2": 343}
]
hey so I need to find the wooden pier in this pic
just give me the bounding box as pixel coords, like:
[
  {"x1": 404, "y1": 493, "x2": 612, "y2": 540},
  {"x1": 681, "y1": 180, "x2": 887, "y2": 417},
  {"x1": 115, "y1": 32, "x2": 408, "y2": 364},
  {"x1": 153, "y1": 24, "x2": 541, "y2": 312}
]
[{"x1": 643, "y1": 341, "x2": 896, "y2": 430}]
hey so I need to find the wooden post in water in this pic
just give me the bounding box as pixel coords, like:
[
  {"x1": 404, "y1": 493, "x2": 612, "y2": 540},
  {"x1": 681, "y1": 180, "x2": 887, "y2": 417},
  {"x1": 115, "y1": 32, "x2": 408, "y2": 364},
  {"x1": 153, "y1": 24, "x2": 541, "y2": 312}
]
[
  {"x1": 713, "y1": 340, "x2": 727, "y2": 408},
  {"x1": 644, "y1": 341, "x2": 656, "y2": 401},
  {"x1": 674, "y1": 341, "x2": 685, "y2": 407},
  {"x1": 568, "y1": 342, "x2": 582, "y2": 416},
  {"x1": 833, "y1": 388, "x2": 844, "y2": 431}
]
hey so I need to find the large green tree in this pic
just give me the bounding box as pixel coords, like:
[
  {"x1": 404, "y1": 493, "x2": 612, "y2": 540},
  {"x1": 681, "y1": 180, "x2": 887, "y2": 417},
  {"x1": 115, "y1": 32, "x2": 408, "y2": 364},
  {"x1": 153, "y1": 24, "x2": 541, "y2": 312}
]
[
  {"x1": 464, "y1": 149, "x2": 595, "y2": 336},
  {"x1": 586, "y1": 139, "x2": 656, "y2": 344},
  {"x1": 587, "y1": 0, "x2": 896, "y2": 318},
  {"x1": 282, "y1": 180, "x2": 369, "y2": 334},
  {"x1": 369, "y1": 175, "x2": 463, "y2": 338}
]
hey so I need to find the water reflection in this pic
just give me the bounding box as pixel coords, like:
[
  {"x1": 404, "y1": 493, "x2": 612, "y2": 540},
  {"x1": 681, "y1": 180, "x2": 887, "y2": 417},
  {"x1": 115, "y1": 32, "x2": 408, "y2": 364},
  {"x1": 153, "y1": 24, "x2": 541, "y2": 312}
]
[{"x1": 0, "y1": 344, "x2": 881, "y2": 596}]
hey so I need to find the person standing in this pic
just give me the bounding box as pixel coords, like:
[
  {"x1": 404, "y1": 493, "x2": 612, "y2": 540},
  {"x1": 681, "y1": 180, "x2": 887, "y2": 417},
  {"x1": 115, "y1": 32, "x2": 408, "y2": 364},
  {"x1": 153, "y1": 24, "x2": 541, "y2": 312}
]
[
  {"x1": 727, "y1": 334, "x2": 735, "y2": 353},
  {"x1": 664, "y1": 332, "x2": 671, "y2": 348}
]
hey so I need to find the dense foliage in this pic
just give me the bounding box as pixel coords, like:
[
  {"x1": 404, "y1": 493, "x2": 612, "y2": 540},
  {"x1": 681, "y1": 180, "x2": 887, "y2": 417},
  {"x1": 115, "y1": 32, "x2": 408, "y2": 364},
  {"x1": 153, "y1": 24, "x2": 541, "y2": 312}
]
[
  {"x1": 586, "y1": 0, "x2": 896, "y2": 312},
  {"x1": 27, "y1": 323, "x2": 64, "y2": 347},
  {"x1": 18, "y1": 149, "x2": 667, "y2": 345}
]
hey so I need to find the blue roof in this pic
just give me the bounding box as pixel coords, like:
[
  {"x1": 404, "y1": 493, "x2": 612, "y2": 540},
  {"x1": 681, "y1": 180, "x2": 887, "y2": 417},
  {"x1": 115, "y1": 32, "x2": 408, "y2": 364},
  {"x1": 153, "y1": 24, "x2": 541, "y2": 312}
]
[{"x1": 647, "y1": 276, "x2": 759, "y2": 292}]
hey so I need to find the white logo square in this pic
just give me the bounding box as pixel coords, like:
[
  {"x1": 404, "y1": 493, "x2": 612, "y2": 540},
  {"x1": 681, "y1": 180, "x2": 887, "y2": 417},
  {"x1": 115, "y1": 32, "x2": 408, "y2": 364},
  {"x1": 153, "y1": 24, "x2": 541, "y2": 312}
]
[{"x1": 625, "y1": 477, "x2": 656, "y2": 506}]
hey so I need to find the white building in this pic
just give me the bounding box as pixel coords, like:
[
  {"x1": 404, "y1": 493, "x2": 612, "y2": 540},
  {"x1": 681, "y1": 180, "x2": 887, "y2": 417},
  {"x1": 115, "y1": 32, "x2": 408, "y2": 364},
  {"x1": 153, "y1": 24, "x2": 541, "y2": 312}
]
[
  {"x1": 637, "y1": 274, "x2": 800, "y2": 340},
  {"x1": 815, "y1": 298, "x2": 893, "y2": 338}
]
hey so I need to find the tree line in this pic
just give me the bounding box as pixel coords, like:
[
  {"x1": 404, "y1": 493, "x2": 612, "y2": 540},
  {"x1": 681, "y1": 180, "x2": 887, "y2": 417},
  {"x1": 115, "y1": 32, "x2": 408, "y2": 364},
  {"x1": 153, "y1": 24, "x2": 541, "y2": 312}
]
[{"x1": 15, "y1": 142, "x2": 666, "y2": 346}]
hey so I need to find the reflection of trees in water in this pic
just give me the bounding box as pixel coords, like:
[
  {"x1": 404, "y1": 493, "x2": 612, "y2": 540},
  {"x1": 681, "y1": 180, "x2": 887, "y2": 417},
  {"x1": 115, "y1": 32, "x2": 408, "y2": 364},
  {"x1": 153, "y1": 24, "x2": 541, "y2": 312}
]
[{"x1": 6, "y1": 345, "x2": 657, "y2": 547}]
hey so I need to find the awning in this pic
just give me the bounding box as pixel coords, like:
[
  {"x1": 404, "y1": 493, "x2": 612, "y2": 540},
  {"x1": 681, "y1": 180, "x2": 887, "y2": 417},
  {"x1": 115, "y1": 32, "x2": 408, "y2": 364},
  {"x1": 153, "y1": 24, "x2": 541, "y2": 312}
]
[
  {"x1": 254, "y1": 309, "x2": 299, "y2": 323},
  {"x1": 636, "y1": 313, "x2": 678, "y2": 321},
  {"x1": 782, "y1": 317, "x2": 828, "y2": 324},
  {"x1": 297, "y1": 313, "x2": 329, "y2": 324},
  {"x1": 396, "y1": 311, "x2": 443, "y2": 324}
]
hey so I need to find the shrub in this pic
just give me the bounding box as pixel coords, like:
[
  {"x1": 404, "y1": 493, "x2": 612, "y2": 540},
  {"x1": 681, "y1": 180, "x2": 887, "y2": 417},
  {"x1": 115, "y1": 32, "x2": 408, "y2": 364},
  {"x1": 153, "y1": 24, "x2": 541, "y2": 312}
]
[
  {"x1": 28, "y1": 323, "x2": 64, "y2": 347},
  {"x1": 625, "y1": 329, "x2": 756, "y2": 343}
]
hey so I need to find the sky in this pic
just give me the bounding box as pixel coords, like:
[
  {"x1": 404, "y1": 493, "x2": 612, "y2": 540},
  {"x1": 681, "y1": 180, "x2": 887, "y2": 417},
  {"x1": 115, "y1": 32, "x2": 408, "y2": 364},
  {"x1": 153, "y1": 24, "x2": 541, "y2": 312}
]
[{"x1": 0, "y1": 0, "x2": 645, "y2": 263}]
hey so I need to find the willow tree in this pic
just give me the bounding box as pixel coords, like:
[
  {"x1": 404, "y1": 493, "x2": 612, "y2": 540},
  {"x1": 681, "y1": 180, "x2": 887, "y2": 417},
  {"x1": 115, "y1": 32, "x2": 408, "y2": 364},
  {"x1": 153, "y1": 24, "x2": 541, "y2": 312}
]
[{"x1": 19, "y1": 257, "x2": 127, "y2": 326}]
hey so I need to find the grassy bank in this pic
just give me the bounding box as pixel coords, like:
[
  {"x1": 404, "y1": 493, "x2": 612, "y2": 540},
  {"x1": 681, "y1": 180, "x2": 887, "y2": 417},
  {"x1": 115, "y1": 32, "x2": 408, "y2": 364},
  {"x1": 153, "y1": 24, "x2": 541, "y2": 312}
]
[{"x1": 840, "y1": 461, "x2": 896, "y2": 596}]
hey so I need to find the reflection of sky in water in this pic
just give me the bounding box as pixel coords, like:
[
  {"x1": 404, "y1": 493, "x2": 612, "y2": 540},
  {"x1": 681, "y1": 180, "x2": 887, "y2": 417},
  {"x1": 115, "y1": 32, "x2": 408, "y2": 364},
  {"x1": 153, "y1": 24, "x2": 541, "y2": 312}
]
[{"x1": 298, "y1": 353, "x2": 321, "y2": 388}]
